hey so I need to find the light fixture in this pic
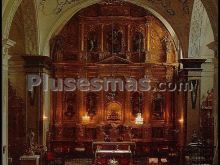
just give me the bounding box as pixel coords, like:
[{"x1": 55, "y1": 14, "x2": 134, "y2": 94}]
[
  {"x1": 82, "y1": 113, "x2": 90, "y2": 123},
  {"x1": 135, "y1": 113, "x2": 144, "y2": 125},
  {"x1": 178, "y1": 118, "x2": 184, "y2": 124},
  {"x1": 43, "y1": 115, "x2": 48, "y2": 120}
]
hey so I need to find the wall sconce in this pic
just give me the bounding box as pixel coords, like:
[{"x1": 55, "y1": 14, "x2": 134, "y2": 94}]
[
  {"x1": 135, "y1": 113, "x2": 144, "y2": 125},
  {"x1": 82, "y1": 113, "x2": 90, "y2": 123},
  {"x1": 191, "y1": 80, "x2": 199, "y2": 109}
]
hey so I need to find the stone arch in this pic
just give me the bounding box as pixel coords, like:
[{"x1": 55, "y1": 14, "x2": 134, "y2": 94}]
[
  {"x1": 8, "y1": 0, "x2": 39, "y2": 99},
  {"x1": 3, "y1": 0, "x2": 218, "y2": 57},
  {"x1": 201, "y1": 0, "x2": 218, "y2": 41},
  {"x1": 2, "y1": 1, "x2": 40, "y2": 164},
  {"x1": 2, "y1": 0, "x2": 22, "y2": 40},
  {"x1": 188, "y1": 0, "x2": 214, "y2": 58},
  {"x1": 3, "y1": 0, "x2": 39, "y2": 55}
]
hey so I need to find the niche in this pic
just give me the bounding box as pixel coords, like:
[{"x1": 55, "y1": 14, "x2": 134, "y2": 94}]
[
  {"x1": 152, "y1": 93, "x2": 164, "y2": 120},
  {"x1": 105, "y1": 101, "x2": 122, "y2": 122},
  {"x1": 87, "y1": 31, "x2": 98, "y2": 52},
  {"x1": 131, "y1": 92, "x2": 143, "y2": 116},
  {"x1": 132, "y1": 32, "x2": 144, "y2": 52},
  {"x1": 106, "y1": 26, "x2": 123, "y2": 53},
  {"x1": 86, "y1": 92, "x2": 98, "y2": 117},
  {"x1": 64, "y1": 92, "x2": 77, "y2": 120}
]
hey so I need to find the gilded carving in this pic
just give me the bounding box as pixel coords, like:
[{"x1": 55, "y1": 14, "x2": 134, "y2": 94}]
[
  {"x1": 105, "y1": 102, "x2": 123, "y2": 122},
  {"x1": 48, "y1": 3, "x2": 177, "y2": 152}
]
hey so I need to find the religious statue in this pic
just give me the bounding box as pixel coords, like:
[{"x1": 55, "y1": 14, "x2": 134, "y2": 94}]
[
  {"x1": 152, "y1": 93, "x2": 164, "y2": 120},
  {"x1": 202, "y1": 89, "x2": 214, "y2": 109},
  {"x1": 86, "y1": 93, "x2": 97, "y2": 117},
  {"x1": 64, "y1": 93, "x2": 75, "y2": 118},
  {"x1": 131, "y1": 92, "x2": 143, "y2": 116},
  {"x1": 133, "y1": 32, "x2": 144, "y2": 52},
  {"x1": 107, "y1": 28, "x2": 122, "y2": 53},
  {"x1": 64, "y1": 102, "x2": 75, "y2": 117},
  {"x1": 87, "y1": 32, "x2": 97, "y2": 52},
  {"x1": 206, "y1": 89, "x2": 214, "y2": 106},
  {"x1": 25, "y1": 130, "x2": 36, "y2": 155}
]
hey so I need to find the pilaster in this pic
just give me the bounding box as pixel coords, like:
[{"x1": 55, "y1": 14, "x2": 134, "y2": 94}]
[
  {"x1": 2, "y1": 38, "x2": 16, "y2": 165},
  {"x1": 23, "y1": 55, "x2": 52, "y2": 146},
  {"x1": 179, "y1": 58, "x2": 206, "y2": 143}
]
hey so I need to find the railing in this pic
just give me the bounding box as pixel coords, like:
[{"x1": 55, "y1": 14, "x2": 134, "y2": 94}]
[{"x1": 184, "y1": 143, "x2": 214, "y2": 165}]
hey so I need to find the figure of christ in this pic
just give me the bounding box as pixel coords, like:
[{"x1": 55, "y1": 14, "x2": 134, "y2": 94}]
[{"x1": 107, "y1": 28, "x2": 122, "y2": 54}]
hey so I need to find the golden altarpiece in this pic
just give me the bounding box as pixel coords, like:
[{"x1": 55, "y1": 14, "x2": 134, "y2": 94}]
[{"x1": 46, "y1": 1, "x2": 180, "y2": 157}]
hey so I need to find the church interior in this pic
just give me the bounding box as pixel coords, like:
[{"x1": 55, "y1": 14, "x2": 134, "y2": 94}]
[{"x1": 2, "y1": 0, "x2": 218, "y2": 165}]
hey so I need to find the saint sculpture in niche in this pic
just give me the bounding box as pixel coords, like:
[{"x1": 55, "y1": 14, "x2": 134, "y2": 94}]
[
  {"x1": 87, "y1": 32, "x2": 98, "y2": 52},
  {"x1": 64, "y1": 93, "x2": 76, "y2": 118},
  {"x1": 107, "y1": 27, "x2": 122, "y2": 53},
  {"x1": 152, "y1": 93, "x2": 164, "y2": 120},
  {"x1": 86, "y1": 93, "x2": 97, "y2": 117},
  {"x1": 65, "y1": 102, "x2": 75, "y2": 117},
  {"x1": 131, "y1": 92, "x2": 143, "y2": 116},
  {"x1": 133, "y1": 32, "x2": 144, "y2": 52}
]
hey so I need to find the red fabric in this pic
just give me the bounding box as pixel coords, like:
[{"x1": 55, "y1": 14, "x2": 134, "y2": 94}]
[
  {"x1": 47, "y1": 152, "x2": 55, "y2": 160},
  {"x1": 119, "y1": 158, "x2": 129, "y2": 165},
  {"x1": 96, "y1": 158, "x2": 107, "y2": 164}
]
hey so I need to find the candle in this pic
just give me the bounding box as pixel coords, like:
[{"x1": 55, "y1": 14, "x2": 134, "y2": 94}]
[
  {"x1": 135, "y1": 113, "x2": 144, "y2": 125},
  {"x1": 82, "y1": 113, "x2": 90, "y2": 123}
]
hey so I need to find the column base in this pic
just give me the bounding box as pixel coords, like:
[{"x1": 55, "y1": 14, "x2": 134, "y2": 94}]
[{"x1": 20, "y1": 155, "x2": 40, "y2": 165}]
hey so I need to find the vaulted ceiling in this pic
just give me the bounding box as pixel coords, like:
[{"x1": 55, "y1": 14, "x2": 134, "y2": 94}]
[{"x1": 2, "y1": 0, "x2": 218, "y2": 58}]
